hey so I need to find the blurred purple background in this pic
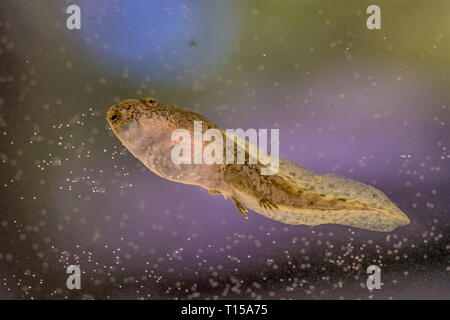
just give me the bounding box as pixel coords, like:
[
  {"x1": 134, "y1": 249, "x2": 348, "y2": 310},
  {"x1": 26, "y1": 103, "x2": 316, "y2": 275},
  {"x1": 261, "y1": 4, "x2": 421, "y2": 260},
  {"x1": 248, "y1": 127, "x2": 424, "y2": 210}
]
[{"x1": 0, "y1": 0, "x2": 448, "y2": 299}]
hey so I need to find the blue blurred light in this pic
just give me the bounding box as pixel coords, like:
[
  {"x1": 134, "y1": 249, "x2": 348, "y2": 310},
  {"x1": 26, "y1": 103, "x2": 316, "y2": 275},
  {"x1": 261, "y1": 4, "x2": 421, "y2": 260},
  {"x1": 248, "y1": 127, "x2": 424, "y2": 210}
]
[{"x1": 77, "y1": 0, "x2": 238, "y2": 85}]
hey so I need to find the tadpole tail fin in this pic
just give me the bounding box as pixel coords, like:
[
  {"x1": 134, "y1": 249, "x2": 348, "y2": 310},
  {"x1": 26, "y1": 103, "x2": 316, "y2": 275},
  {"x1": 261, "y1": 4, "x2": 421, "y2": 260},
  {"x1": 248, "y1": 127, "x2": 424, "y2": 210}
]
[
  {"x1": 269, "y1": 158, "x2": 410, "y2": 232},
  {"x1": 224, "y1": 132, "x2": 410, "y2": 232}
]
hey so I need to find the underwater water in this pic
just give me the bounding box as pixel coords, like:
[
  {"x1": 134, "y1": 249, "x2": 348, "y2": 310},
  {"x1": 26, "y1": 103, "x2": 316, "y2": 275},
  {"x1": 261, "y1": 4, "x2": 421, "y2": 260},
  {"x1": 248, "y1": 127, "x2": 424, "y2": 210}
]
[{"x1": 0, "y1": 0, "x2": 449, "y2": 299}]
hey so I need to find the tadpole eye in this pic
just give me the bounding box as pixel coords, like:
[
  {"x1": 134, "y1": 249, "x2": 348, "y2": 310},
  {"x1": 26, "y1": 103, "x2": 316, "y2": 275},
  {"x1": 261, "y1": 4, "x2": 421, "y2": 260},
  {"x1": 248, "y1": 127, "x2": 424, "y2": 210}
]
[{"x1": 146, "y1": 97, "x2": 157, "y2": 107}]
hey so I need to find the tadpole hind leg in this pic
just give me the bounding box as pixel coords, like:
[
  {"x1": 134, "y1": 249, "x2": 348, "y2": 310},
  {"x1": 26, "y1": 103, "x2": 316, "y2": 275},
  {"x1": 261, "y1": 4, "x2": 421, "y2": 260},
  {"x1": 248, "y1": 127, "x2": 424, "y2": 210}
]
[{"x1": 232, "y1": 198, "x2": 249, "y2": 220}]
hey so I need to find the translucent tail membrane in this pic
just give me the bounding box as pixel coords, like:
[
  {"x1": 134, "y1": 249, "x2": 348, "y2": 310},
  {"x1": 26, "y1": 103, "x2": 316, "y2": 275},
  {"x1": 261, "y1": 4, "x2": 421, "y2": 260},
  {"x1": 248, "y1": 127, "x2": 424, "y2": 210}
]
[{"x1": 274, "y1": 158, "x2": 410, "y2": 232}]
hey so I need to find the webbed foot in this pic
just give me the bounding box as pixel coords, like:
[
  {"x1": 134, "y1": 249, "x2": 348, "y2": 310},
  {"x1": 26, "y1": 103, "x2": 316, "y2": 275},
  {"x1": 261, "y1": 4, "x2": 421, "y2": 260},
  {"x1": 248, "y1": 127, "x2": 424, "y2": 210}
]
[
  {"x1": 259, "y1": 198, "x2": 279, "y2": 210},
  {"x1": 232, "y1": 198, "x2": 249, "y2": 220}
]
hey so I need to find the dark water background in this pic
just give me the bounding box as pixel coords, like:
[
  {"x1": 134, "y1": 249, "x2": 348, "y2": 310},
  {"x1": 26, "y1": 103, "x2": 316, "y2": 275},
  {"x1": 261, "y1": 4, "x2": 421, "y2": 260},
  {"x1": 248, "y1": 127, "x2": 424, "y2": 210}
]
[{"x1": 0, "y1": 0, "x2": 449, "y2": 299}]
